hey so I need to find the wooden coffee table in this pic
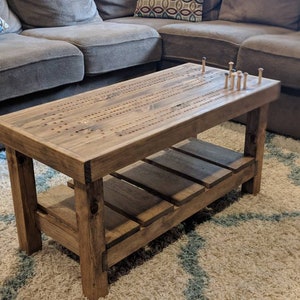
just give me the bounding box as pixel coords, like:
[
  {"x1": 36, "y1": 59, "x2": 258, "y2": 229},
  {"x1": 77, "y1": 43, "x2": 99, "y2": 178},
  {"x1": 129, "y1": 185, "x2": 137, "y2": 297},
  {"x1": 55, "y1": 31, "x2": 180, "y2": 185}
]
[{"x1": 0, "y1": 63, "x2": 280, "y2": 299}]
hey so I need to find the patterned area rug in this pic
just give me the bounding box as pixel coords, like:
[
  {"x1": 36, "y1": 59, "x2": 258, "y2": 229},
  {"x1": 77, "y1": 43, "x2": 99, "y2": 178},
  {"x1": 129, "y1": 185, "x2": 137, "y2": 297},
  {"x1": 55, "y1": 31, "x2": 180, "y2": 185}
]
[{"x1": 1, "y1": 122, "x2": 299, "y2": 300}]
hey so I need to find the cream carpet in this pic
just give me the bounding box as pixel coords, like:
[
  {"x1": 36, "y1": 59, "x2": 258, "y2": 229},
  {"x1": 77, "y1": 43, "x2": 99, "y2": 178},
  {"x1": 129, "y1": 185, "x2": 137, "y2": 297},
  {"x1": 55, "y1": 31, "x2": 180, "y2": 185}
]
[{"x1": 1, "y1": 122, "x2": 299, "y2": 300}]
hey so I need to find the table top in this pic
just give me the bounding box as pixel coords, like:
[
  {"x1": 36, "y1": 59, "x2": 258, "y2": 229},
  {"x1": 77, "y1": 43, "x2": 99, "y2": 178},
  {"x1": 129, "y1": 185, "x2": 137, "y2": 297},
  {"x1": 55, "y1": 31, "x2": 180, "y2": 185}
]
[{"x1": 0, "y1": 63, "x2": 280, "y2": 182}]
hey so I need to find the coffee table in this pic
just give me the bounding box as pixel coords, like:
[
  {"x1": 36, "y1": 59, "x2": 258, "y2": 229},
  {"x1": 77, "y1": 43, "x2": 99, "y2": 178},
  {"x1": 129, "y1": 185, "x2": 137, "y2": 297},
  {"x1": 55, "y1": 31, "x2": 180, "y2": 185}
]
[{"x1": 0, "y1": 63, "x2": 280, "y2": 299}]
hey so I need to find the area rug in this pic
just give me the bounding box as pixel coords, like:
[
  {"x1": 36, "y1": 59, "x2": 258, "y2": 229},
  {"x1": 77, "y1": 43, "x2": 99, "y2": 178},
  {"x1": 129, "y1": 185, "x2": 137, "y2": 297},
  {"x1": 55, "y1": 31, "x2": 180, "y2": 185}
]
[{"x1": 1, "y1": 122, "x2": 299, "y2": 300}]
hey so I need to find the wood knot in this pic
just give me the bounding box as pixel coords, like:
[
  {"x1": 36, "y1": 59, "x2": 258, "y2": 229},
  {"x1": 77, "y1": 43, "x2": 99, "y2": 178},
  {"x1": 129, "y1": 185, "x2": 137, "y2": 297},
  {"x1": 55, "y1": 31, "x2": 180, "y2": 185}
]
[{"x1": 90, "y1": 201, "x2": 98, "y2": 214}]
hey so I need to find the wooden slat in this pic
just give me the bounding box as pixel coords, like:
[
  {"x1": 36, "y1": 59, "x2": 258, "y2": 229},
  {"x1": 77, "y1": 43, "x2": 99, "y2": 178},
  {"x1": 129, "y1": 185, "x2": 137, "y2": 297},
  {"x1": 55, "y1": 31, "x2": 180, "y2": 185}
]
[
  {"x1": 103, "y1": 176, "x2": 174, "y2": 226},
  {"x1": 38, "y1": 185, "x2": 77, "y2": 229},
  {"x1": 104, "y1": 206, "x2": 140, "y2": 248},
  {"x1": 173, "y1": 138, "x2": 254, "y2": 172},
  {"x1": 35, "y1": 210, "x2": 79, "y2": 255},
  {"x1": 112, "y1": 161, "x2": 205, "y2": 206},
  {"x1": 145, "y1": 149, "x2": 232, "y2": 188},
  {"x1": 38, "y1": 185, "x2": 140, "y2": 248},
  {"x1": 69, "y1": 177, "x2": 174, "y2": 226}
]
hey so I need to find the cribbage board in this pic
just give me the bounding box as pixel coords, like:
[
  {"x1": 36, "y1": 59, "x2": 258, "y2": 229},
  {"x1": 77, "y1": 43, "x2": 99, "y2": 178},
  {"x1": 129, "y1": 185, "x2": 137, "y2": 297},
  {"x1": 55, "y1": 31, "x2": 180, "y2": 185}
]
[
  {"x1": 0, "y1": 63, "x2": 280, "y2": 180},
  {"x1": 0, "y1": 63, "x2": 280, "y2": 300},
  {"x1": 13, "y1": 64, "x2": 269, "y2": 139}
]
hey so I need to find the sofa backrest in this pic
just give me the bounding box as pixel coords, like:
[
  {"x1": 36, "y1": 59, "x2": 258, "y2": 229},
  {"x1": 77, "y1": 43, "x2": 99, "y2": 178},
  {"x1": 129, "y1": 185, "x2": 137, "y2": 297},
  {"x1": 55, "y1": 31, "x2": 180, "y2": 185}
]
[
  {"x1": 3, "y1": 0, "x2": 299, "y2": 31},
  {"x1": 94, "y1": 0, "x2": 223, "y2": 21},
  {"x1": 94, "y1": 0, "x2": 299, "y2": 30},
  {"x1": 219, "y1": 0, "x2": 300, "y2": 31}
]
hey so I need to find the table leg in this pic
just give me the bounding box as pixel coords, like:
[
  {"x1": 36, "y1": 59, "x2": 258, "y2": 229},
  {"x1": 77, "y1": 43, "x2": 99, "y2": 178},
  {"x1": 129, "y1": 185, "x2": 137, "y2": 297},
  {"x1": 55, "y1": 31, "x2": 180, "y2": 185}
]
[
  {"x1": 74, "y1": 179, "x2": 108, "y2": 300},
  {"x1": 242, "y1": 104, "x2": 269, "y2": 195},
  {"x1": 5, "y1": 147, "x2": 42, "y2": 254}
]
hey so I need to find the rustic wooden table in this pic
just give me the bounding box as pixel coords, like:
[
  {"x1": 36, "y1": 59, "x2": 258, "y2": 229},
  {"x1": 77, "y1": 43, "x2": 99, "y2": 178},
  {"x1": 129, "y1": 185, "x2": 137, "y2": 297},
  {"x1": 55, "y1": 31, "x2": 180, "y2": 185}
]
[{"x1": 0, "y1": 63, "x2": 280, "y2": 299}]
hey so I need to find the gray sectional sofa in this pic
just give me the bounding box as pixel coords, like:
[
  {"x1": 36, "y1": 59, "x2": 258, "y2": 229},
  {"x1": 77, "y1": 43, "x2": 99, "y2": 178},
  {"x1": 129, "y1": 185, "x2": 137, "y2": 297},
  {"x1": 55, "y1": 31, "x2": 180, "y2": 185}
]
[{"x1": 1, "y1": 0, "x2": 299, "y2": 139}]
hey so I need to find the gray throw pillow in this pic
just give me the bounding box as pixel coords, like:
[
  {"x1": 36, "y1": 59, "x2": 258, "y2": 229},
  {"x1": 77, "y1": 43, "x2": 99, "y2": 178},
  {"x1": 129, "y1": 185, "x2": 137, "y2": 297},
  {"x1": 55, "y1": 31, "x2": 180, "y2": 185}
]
[
  {"x1": 0, "y1": 0, "x2": 22, "y2": 33},
  {"x1": 7, "y1": 0, "x2": 102, "y2": 28},
  {"x1": 94, "y1": 0, "x2": 137, "y2": 20},
  {"x1": 203, "y1": 0, "x2": 222, "y2": 21},
  {"x1": 219, "y1": 0, "x2": 300, "y2": 30}
]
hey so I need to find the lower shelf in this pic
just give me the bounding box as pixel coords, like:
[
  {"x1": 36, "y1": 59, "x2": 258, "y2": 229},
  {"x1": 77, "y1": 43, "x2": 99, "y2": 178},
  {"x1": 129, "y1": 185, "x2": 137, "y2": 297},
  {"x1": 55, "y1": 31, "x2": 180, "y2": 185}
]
[{"x1": 36, "y1": 138, "x2": 255, "y2": 267}]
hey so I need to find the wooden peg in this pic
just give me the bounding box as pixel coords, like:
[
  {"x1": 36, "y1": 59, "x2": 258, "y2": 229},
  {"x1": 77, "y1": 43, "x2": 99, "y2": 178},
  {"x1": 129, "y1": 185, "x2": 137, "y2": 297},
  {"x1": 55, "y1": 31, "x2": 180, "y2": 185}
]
[
  {"x1": 224, "y1": 72, "x2": 229, "y2": 89},
  {"x1": 237, "y1": 71, "x2": 242, "y2": 91},
  {"x1": 243, "y1": 72, "x2": 248, "y2": 90},
  {"x1": 258, "y1": 68, "x2": 264, "y2": 84},
  {"x1": 230, "y1": 72, "x2": 236, "y2": 90},
  {"x1": 228, "y1": 61, "x2": 234, "y2": 77},
  {"x1": 202, "y1": 57, "x2": 207, "y2": 73}
]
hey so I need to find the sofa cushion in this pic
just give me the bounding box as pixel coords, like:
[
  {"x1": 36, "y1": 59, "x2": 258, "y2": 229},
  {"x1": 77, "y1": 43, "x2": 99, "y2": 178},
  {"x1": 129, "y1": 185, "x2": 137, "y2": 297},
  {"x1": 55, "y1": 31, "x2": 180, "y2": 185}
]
[
  {"x1": 237, "y1": 32, "x2": 300, "y2": 89},
  {"x1": 159, "y1": 20, "x2": 292, "y2": 69},
  {"x1": 7, "y1": 0, "x2": 102, "y2": 28},
  {"x1": 94, "y1": 0, "x2": 137, "y2": 20},
  {"x1": 219, "y1": 0, "x2": 300, "y2": 31},
  {"x1": 105, "y1": 17, "x2": 186, "y2": 30},
  {"x1": 0, "y1": 0, "x2": 22, "y2": 33},
  {"x1": 134, "y1": 0, "x2": 203, "y2": 22},
  {"x1": 22, "y1": 23, "x2": 162, "y2": 75},
  {"x1": 0, "y1": 34, "x2": 84, "y2": 101}
]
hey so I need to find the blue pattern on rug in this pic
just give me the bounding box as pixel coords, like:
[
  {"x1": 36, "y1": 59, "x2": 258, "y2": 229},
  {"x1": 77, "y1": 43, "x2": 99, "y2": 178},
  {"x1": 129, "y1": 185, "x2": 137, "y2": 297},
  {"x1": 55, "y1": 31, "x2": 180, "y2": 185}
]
[
  {"x1": 179, "y1": 231, "x2": 208, "y2": 300},
  {"x1": 0, "y1": 252, "x2": 35, "y2": 300},
  {"x1": 265, "y1": 133, "x2": 300, "y2": 185},
  {"x1": 35, "y1": 166, "x2": 60, "y2": 193},
  {"x1": 211, "y1": 211, "x2": 300, "y2": 227},
  {"x1": 178, "y1": 211, "x2": 300, "y2": 300},
  {"x1": 0, "y1": 151, "x2": 6, "y2": 160},
  {"x1": 0, "y1": 213, "x2": 15, "y2": 224}
]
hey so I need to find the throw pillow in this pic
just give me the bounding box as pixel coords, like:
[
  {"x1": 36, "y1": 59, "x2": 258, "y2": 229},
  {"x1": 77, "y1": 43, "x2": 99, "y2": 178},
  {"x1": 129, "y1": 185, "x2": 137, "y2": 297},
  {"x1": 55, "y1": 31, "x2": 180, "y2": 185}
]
[
  {"x1": 94, "y1": 0, "x2": 137, "y2": 20},
  {"x1": 134, "y1": 0, "x2": 204, "y2": 22},
  {"x1": 0, "y1": 0, "x2": 22, "y2": 33},
  {"x1": 219, "y1": 0, "x2": 300, "y2": 31},
  {"x1": 7, "y1": 0, "x2": 102, "y2": 28},
  {"x1": 0, "y1": 17, "x2": 9, "y2": 33},
  {"x1": 202, "y1": 0, "x2": 222, "y2": 21}
]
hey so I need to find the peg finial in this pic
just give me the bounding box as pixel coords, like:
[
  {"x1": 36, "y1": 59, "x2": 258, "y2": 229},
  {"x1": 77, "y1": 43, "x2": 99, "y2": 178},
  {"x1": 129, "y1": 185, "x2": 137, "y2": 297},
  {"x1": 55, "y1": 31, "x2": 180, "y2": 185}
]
[{"x1": 228, "y1": 61, "x2": 234, "y2": 77}]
